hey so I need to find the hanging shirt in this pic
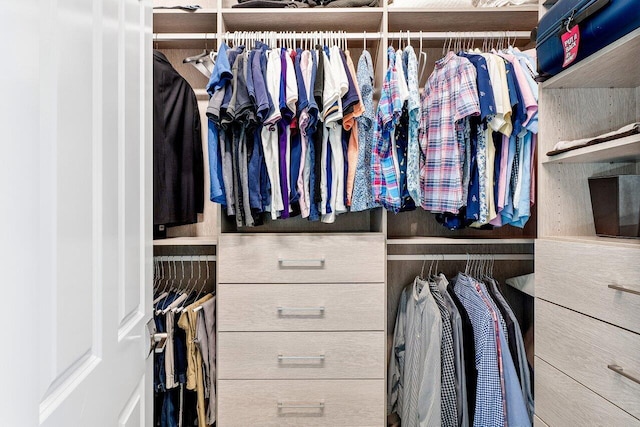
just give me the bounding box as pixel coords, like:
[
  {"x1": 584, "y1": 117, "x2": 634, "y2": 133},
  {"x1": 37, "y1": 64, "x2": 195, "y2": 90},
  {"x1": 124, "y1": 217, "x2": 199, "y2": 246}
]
[
  {"x1": 351, "y1": 50, "x2": 378, "y2": 212},
  {"x1": 453, "y1": 275, "x2": 505, "y2": 427},
  {"x1": 420, "y1": 52, "x2": 480, "y2": 214},
  {"x1": 344, "y1": 50, "x2": 365, "y2": 206},
  {"x1": 389, "y1": 278, "x2": 443, "y2": 427},
  {"x1": 372, "y1": 46, "x2": 403, "y2": 213},
  {"x1": 404, "y1": 45, "x2": 422, "y2": 207}
]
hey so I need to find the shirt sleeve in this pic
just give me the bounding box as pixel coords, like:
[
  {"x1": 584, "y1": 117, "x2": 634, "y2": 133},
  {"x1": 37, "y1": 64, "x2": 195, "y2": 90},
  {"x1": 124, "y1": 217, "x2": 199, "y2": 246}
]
[{"x1": 454, "y1": 61, "x2": 481, "y2": 122}]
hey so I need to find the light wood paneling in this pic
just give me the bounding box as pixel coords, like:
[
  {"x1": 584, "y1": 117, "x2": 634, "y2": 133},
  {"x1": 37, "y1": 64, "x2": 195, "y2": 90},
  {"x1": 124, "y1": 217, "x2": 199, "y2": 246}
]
[
  {"x1": 536, "y1": 239, "x2": 640, "y2": 334},
  {"x1": 542, "y1": 28, "x2": 640, "y2": 89},
  {"x1": 387, "y1": 6, "x2": 538, "y2": 32},
  {"x1": 217, "y1": 379, "x2": 384, "y2": 426},
  {"x1": 218, "y1": 283, "x2": 384, "y2": 331},
  {"x1": 218, "y1": 331, "x2": 385, "y2": 379},
  {"x1": 535, "y1": 357, "x2": 640, "y2": 427},
  {"x1": 534, "y1": 415, "x2": 550, "y2": 427},
  {"x1": 153, "y1": 9, "x2": 217, "y2": 33},
  {"x1": 536, "y1": 299, "x2": 640, "y2": 418},
  {"x1": 218, "y1": 234, "x2": 385, "y2": 283}
]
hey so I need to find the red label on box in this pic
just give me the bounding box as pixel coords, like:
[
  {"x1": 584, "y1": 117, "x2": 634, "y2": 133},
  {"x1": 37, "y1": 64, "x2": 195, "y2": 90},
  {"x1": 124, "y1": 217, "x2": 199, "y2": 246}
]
[{"x1": 561, "y1": 25, "x2": 580, "y2": 68}]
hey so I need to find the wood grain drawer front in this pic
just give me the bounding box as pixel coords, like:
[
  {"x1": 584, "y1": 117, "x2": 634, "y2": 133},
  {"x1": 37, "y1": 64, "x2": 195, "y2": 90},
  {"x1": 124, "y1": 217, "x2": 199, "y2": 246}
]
[
  {"x1": 536, "y1": 239, "x2": 640, "y2": 334},
  {"x1": 534, "y1": 415, "x2": 550, "y2": 427},
  {"x1": 535, "y1": 357, "x2": 640, "y2": 427},
  {"x1": 218, "y1": 331, "x2": 385, "y2": 380},
  {"x1": 218, "y1": 234, "x2": 385, "y2": 283},
  {"x1": 536, "y1": 299, "x2": 640, "y2": 418},
  {"x1": 217, "y1": 379, "x2": 384, "y2": 426},
  {"x1": 218, "y1": 283, "x2": 384, "y2": 331}
]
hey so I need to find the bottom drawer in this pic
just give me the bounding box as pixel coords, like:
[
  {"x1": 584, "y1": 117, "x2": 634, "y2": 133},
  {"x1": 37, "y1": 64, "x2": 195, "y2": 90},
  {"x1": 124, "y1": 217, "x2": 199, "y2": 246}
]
[
  {"x1": 535, "y1": 357, "x2": 640, "y2": 426},
  {"x1": 218, "y1": 379, "x2": 384, "y2": 426}
]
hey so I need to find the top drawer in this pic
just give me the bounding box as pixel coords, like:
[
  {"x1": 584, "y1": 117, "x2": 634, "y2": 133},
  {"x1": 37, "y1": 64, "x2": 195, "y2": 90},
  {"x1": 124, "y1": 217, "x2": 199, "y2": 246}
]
[
  {"x1": 218, "y1": 234, "x2": 385, "y2": 283},
  {"x1": 536, "y1": 239, "x2": 640, "y2": 334}
]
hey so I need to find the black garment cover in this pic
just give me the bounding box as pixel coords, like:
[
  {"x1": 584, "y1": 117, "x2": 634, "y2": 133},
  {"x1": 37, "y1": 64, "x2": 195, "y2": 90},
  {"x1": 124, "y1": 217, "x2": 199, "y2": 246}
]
[{"x1": 153, "y1": 50, "x2": 204, "y2": 227}]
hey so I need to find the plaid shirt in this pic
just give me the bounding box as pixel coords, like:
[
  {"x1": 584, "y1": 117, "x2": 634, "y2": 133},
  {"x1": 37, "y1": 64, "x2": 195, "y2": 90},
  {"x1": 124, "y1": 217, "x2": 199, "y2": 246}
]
[
  {"x1": 371, "y1": 47, "x2": 403, "y2": 212},
  {"x1": 453, "y1": 274, "x2": 505, "y2": 427},
  {"x1": 420, "y1": 52, "x2": 480, "y2": 213}
]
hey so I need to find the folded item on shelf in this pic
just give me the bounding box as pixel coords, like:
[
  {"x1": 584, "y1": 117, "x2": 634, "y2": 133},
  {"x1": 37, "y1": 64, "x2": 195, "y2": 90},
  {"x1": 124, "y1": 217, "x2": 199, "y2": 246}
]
[
  {"x1": 323, "y1": 0, "x2": 378, "y2": 6},
  {"x1": 232, "y1": 0, "x2": 307, "y2": 7},
  {"x1": 153, "y1": 5, "x2": 202, "y2": 10},
  {"x1": 547, "y1": 122, "x2": 640, "y2": 156}
]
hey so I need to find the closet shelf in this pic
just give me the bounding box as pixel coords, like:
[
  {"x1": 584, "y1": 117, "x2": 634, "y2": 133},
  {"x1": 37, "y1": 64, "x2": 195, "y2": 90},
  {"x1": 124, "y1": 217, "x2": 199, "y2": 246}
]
[
  {"x1": 153, "y1": 236, "x2": 218, "y2": 246},
  {"x1": 153, "y1": 33, "x2": 217, "y2": 49},
  {"x1": 542, "y1": 28, "x2": 640, "y2": 89},
  {"x1": 540, "y1": 236, "x2": 640, "y2": 249},
  {"x1": 387, "y1": 6, "x2": 538, "y2": 32},
  {"x1": 220, "y1": 8, "x2": 384, "y2": 32},
  {"x1": 386, "y1": 237, "x2": 535, "y2": 245},
  {"x1": 543, "y1": 134, "x2": 640, "y2": 164},
  {"x1": 153, "y1": 9, "x2": 218, "y2": 34}
]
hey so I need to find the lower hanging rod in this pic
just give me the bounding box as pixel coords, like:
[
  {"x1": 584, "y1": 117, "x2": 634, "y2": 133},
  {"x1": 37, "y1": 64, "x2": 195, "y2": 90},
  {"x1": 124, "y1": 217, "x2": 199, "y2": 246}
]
[{"x1": 387, "y1": 254, "x2": 533, "y2": 261}]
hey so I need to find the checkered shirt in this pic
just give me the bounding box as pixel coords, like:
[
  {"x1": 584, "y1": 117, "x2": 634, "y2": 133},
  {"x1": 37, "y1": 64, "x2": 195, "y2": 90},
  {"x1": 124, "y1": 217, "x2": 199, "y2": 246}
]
[
  {"x1": 420, "y1": 52, "x2": 480, "y2": 213},
  {"x1": 371, "y1": 47, "x2": 403, "y2": 212}
]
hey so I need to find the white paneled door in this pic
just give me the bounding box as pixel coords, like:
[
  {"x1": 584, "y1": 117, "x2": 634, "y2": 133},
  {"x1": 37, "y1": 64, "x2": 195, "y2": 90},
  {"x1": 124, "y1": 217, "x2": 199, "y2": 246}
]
[{"x1": 1, "y1": 0, "x2": 153, "y2": 426}]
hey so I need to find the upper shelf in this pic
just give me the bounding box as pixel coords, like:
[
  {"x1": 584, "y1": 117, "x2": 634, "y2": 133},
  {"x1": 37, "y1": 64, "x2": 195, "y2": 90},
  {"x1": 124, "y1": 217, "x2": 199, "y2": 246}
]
[
  {"x1": 387, "y1": 6, "x2": 538, "y2": 32},
  {"x1": 220, "y1": 8, "x2": 384, "y2": 32},
  {"x1": 542, "y1": 28, "x2": 640, "y2": 89},
  {"x1": 153, "y1": 8, "x2": 217, "y2": 34},
  {"x1": 154, "y1": 236, "x2": 218, "y2": 246},
  {"x1": 543, "y1": 134, "x2": 640, "y2": 164}
]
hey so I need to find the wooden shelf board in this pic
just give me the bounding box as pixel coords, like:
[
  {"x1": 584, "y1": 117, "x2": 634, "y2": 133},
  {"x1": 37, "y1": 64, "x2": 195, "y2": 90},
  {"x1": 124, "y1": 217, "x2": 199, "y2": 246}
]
[
  {"x1": 154, "y1": 34, "x2": 217, "y2": 49},
  {"x1": 221, "y1": 8, "x2": 384, "y2": 32},
  {"x1": 543, "y1": 134, "x2": 640, "y2": 164},
  {"x1": 154, "y1": 236, "x2": 218, "y2": 246},
  {"x1": 387, "y1": 237, "x2": 535, "y2": 245},
  {"x1": 542, "y1": 28, "x2": 640, "y2": 89},
  {"x1": 387, "y1": 6, "x2": 538, "y2": 32},
  {"x1": 539, "y1": 236, "x2": 640, "y2": 249},
  {"x1": 153, "y1": 9, "x2": 217, "y2": 34}
]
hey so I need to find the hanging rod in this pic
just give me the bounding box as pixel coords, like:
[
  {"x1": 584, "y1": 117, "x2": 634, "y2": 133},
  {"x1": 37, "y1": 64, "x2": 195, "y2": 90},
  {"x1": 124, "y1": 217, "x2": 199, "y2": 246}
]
[
  {"x1": 387, "y1": 254, "x2": 533, "y2": 261},
  {"x1": 387, "y1": 31, "x2": 531, "y2": 40},
  {"x1": 220, "y1": 31, "x2": 383, "y2": 41},
  {"x1": 154, "y1": 255, "x2": 216, "y2": 262}
]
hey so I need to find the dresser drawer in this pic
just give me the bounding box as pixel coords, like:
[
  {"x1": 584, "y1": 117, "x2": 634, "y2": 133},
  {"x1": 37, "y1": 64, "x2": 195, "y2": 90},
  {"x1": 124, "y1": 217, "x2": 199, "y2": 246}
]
[
  {"x1": 217, "y1": 379, "x2": 384, "y2": 426},
  {"x1": 218, "y1": 282, "x2": 384, "y2": 331},
  {"x1": 536, "y1": 239, "x2": 640, "y2": 334},
  {"x1": 218, "y1": 234, "x2": 385, "y2": 283},
  {"x1": 218, "y1": 331, "x2": 385, "y2": 379},
  {"x1": 535, "y1": 357, "x2": 640, "y2": 427},
  {"x1": 536, "y1": 299, "x2": 640, "y2": 418}
]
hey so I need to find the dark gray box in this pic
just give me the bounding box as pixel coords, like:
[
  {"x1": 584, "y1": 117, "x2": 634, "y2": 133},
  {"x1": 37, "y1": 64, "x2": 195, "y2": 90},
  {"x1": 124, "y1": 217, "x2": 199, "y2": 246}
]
[{"x1": 588, "y1": 175, "x2": 640, "y2": 238}]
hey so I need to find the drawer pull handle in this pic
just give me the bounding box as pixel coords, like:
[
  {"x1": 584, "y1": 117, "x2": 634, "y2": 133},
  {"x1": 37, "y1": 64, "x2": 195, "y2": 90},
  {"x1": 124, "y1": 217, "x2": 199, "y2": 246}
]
[
  {"x1": 278, "y1": 258, "x2": 326, "y2": 269},
  {"x1": 277, "y1": 306, "x2": 325, "y2": 315},
  {"x1": 277, "y1": 402, "x2": 325, "y2": 410},
  {"x1": 608, "y1": 284, "x2": 640, "y2": 296},
  {"x1": 608, "y1": 364, "x2": 640, "y2": 385},
  {"x1": 278, "y1": 354, "x2": 325, "y2": 361}
]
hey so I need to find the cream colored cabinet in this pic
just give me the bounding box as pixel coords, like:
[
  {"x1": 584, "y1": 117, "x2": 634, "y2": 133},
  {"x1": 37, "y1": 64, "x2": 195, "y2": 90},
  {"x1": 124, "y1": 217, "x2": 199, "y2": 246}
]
[
  {"x1": 217, "y1": 234, "x2": 386, "y2": 426},
  {"x1": 535, "y1": 28, "x2": 640, "y2": 426}
]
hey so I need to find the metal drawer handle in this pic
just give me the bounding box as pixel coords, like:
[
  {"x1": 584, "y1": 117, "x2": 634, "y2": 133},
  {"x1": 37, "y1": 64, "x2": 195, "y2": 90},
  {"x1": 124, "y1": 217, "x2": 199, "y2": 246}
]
[
  {"x1": 278, "y1": 258, "x2": 326, "y2": 269},
  {"x1": 277, "y1": 402, "x2": 325, "y2": 410},
  {"x1": 277, "y1": 306, "x2": 325, "y2": 315},
  {"x1": 608, "y1": 284, "x2": 640, "y2": 296},
  {"x1": 278, "y1": 354, "x2": 325, "y2": 361},
  {"x1": 608, "y1": 364, "x2": 640, "y2": 385}
]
